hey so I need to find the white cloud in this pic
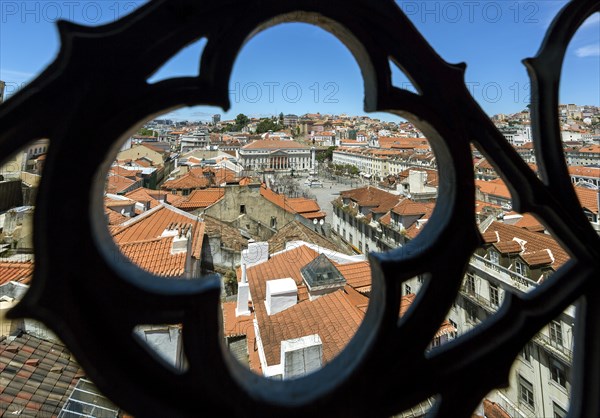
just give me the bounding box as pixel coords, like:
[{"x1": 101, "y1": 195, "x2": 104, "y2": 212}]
[
  {"x1": 575, "y1": 44, "x2": 600, "y2": 58},
  {"x1": 581, "y1": 13, "x2": 600, "y2": 28}
]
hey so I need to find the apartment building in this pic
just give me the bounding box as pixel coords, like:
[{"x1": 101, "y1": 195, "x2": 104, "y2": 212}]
[{"x1": 401, "y1": 221, "x2": 573, "y2": 418}]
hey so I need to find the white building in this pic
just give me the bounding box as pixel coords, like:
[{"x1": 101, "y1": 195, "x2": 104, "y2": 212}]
[
  {"x1": 401, "y1": 220, "x2": 573, "y2": 418},
  {"x1": 238, "y1": 140, "x2": 313, "y2": 172}
]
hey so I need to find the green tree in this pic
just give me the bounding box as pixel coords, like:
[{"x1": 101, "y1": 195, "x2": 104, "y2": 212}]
[
  {"x1": 137, "y1": 128, "x2": 155, "y2": 136},
  {"x1": 235, "y1": 113, "x2": 249, "y2": 131}
]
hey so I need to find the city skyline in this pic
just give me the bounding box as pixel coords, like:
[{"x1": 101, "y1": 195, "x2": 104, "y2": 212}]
[{"x1": 1, "y1": 1, "x2": 599, "y2": 123}]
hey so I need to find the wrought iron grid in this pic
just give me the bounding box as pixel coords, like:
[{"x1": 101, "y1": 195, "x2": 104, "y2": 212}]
[{"x1": 0, "y1": 0, "x2": 598, "y2": 417}]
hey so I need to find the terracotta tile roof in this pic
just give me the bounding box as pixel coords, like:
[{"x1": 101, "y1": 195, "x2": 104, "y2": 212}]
[
  {"x1": 112, "y1": 204, "x2": 204, "y2": 259},
  {"x1": 104, "y1": 196, "x2": 135, "y2": 207},
  {"x1": 483, "y1": 221, "x2": 569, "y2": 269},
  {"x1": 203, "y1": 215, "x2": 248, "y2": 251},
  {"x1": 481, "y1": 230, "x2": 500, "y2": 243},
  {"x1": 124, "y1": 187, "x2": 169, "y2": 209},
  {"x1": 392, "y1": 200, "x2": 434, "y2": 216},
  {"x1": 514, "y1": 213, "x2": 545, "y2": 232},
  {"x1": 0, "y1": 333, "x2": 85, "y2": 416},
  {"x1": 522, "y1": 249, "x2": 555, "y2": 267},
  {"x1": 260, "y1": 186, "x2": 324, "y2": 218},
  {"x1": 493, "y1": 240, "x2": 522, "y2": 254},
  {"x1": 213, "y1": 167, "x2": 238, "y2": 184},
  {"x1": 475, "y1": 179, "x2": 512, "y2": 200},
  {"x1": 161, "y1": 172, "x2": 210, "y2": 190},
  {"x1": 0, "y1": 261, "x2": 33, "y2": 285},
  {"x1": 482, "y1": 399, "x2": 511, "y2": 418},
  {"x1": 267, "y1": 221, "x2": 351, "y2": 255},
  {"x1": 577, "y1": 144, "x2": 600, "y2": 153},
  {"x1": 340, "y1": 186, "x2": 402, "y2": 213},
  {"x1": 142, "y1": 143, "x2": 168, "y2": 154},
  {"x1": 574, "y1": 186, "x2": 599, "y2": 214},
  {"x1": 221, "y1": 301, "x2": 261, "y2": 373},
  {"x1": 259, "y1": 288, "x2": 367, "y2": 365},
  {"x1": 336, "y1": 261, "x2": 371, "y2": 291},
  {"x1": 105, "y1": 174, "x2": 137, "y2": 194},
  {"x1": 379, "y1": 212, "x2": 392, "y2": 226},
  {"x1": 175, "y1": 188, "x2": 225, "y2": 210},
  {"x1": 242, "y1": 140, "x2": 309, "y2": 150},
  {"x1": 568, "y1": 165, "x2": 600, "y2": 177},
  {"x1": 105, "y1": 208, "x2": 129, "y2": 226},
  {"x1": 109, "y1": 166, "x2": 141, "y2": 178},
  {"x1": 119, "y1": 237, "x2": 187, "y2": 276}
]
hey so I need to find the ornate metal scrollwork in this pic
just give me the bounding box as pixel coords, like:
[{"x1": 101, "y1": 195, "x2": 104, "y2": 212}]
[{"x1": 0, "y1": 0, "x2": 598, "y2": 417}]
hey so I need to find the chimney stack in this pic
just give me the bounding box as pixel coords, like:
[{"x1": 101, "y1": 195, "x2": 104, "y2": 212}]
[{"x1": 236, "y1": 264, "x2": 251, "y2": 317}]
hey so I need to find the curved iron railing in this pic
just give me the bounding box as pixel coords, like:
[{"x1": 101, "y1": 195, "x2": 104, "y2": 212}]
[{"x1": 1, "y1": 0, "x2": 598, "y2": 417}]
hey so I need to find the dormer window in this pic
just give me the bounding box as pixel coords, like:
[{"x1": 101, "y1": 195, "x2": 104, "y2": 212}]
[
  {"x1": 515, "y1": 260, "x2": 527, "y2": 276},
  {"x1": 489, "y1": 250, "x2": 499, "y2": 264}
]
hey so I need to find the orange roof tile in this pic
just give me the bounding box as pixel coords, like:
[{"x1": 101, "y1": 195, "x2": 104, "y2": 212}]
[
  {"x1": 175, "y1": 188, "x2": 225, "y2": 210},
  {"x1": 0, "y1": 261, "x2": 33, "y2": 285},
  {"x1": 522, "y1": 249, "x2": 554, "y2": 267},
  {"x1": 119, "y1": 237, "x2": 187, "y2": 276},
  {"x1": 392, "y1": 200, "x2": 434, "y2": 216},
  {"x1": 514, "y1": 213, "x2": 545, "y2": 232},
  {"x1": 475, "y1": 179, "x2": 512, "y2": 200},
  {"x1": 267, "y1": 221, "x2": 349, "y2": 255},
  {"x1": 574, "y1": 186, "x2": 599, "y2": 214},
  {"x1": 336, "y1": 261, "x2": 371, "y2": 291},
  {"x1": 161, "y1": 172, "x2": 210, "y2": 190},
  {"x1": 105, "y1": 174, "x2": 137, "y2": 194},
  {"x1": 568, "y1": 166, "x2": 600, "y2": 177},
  {"x1": 123, "y1": 187, "x2": 168, "y2": 209},
  {"x1": 112, "y1": 204, "x2": 204, "y2": 259},
  {"x1": 483, "y1": 221, "x2": 569, "y2": 269},
  {"x1": 105, "y1": 208, "x2": 129, "y2": 225},
  {"x1": 260, "y1": 186, "x2": 324, "y2": 218},
  {"x1": 340, "y1": 186, "x2": 401, "y2": 213},
  {"x1": 493, "y1": 240, "x2": 522, "y2": 254}
]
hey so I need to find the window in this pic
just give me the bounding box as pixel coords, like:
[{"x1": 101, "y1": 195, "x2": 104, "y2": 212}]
[
  {"x1": 404, "y1": 284, "x2": 411, "y2": 295},
  {"x1": 549, "y1": 320, "x2": 564, "y2": 347},
  {"x1": 449, "y1": 319, "x2": 458, "y2": 339},
  {"x1": 365, "y1": 244, "x2": 369, "y2": 253},
  {"x1": 466, "y1": 274, "x2": 475, "y2": 294},
  {"x1": 553, "y1": 402, "x2": 568, "y2": 418},
  {"x1": 489, "y1": 283, "x2": 499, "y2": 307},
  {"x1": 417, "y1": 276, "x2": 424, "y2": 284},
  {"x1": 489, "y1": 250, "x2": 499, "y2": 264},
  {"x1": 358, "y1": 241, "x2": 362, "y2": 252},
  {"x1": 240, "y1": 204, "x2": 246, "y2": 214},
  {"x1": 518, "y1": 375, "x2": 535, "y2": 410},
  {"x1": 465, "y1": 300, "x2": 477, "y2": 323},
  {"x1": 521, "y1": 342, "x2": 532, "y2": 363},
  {"x1": 515, "y1": 260, "x2": 527, "y2": 276},
  {"x1": 550, "y1": 358, "x2": 568, "y2": 388},
  {"x1": 349, "y1": 233, "x2": 353, "y2": 244},
  {"x1": 270, "y1": 217, "x2": 277, "y2": 228}
]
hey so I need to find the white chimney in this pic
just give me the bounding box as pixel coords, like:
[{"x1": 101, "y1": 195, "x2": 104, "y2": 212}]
[
  {"x1": 265, "y1": 278, "x2": 297, "y2": 315},
  {"x1": 170, "y1": 235, "x2": 189, "y2": 254},
  {"x1": 241, "y1": 263, "x2": 247, "y2": 283},
  {"x1": 241, "y1": 241, "x2": 269, "y2": 267},
  {"x1": 281, "y1": 334, "x2": 323, "y2": 379},
  {"x1": 236, "y1": 281, "x2": 251, "y2": 316}
]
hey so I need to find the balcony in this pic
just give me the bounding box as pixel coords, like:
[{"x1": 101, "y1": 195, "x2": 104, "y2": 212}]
[{"x1": 469, "y1": 254, "x2": 538, "y2": 293}]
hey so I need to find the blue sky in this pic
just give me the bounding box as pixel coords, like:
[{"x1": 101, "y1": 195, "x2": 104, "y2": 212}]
[{"x1": 1, "y1": 1, "x2": 598, "y2": 123}]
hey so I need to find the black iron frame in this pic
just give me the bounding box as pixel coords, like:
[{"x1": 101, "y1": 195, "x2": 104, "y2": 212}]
[{"x1": 1, "y1": 0, "x2": 598, "y2": 417}]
